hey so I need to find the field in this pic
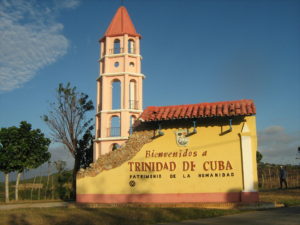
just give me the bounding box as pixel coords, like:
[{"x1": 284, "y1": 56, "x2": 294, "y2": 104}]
[
  {"x1": 259, "y1": 188, "x2": 300, "y2": 206},
  {"x1": 0, "y1": 188, "x2": 299, "y2": 225},
  {"x1": 0, "y1": 207, "x2": 241, "y2": 225}
]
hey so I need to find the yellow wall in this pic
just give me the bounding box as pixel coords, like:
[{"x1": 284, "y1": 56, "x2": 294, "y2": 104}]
[{"x1": 77, "y1": 116, "x2": 258, "y2": 195}]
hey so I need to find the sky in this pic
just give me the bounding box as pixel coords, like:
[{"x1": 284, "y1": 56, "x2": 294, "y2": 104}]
[{"x1": 0, "y1": 0, "x2": 300, "y2": 177}]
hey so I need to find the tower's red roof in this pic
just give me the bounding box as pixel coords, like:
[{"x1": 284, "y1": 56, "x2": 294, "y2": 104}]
[
  {"x1": 102, "y1": 6, "x2": 141, "y2": 39},
  {"x1": 140, "y1": 99, "x2": 256, "y2": 122}
]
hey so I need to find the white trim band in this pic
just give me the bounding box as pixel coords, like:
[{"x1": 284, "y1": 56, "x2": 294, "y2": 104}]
[
  {"x1": 94, "y1": 137, "x2": 129, "y2": 141},
  {"x1": 98, "y1": 109, "x2": 143, "y2": 113},
  {"x1": 99, "y1": 53, "x2": 142, "y2": 61},
  {"x1": 98, "y1": 72, "x2": 145, "y2": 78}
]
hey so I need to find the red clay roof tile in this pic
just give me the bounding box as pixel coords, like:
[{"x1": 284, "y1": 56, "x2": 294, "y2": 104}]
[
  {"x1": 140, "y1": 99, "x2": 256, "y2": 122},
  {"x1": 102, "y1": 6, "x2": 141, "y2": 39},
  {"x1": 192, "y1": 105, "x2": 198, "y2": 117}
]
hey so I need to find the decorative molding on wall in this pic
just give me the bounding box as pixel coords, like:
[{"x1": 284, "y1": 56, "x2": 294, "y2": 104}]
[
  {"x1": 99, "y1": 53, "x2": 142, "y2": 61},
  {"x1": 95, "y1": 137, "x2": 129, "y2": 141},
  {"x1": 97, "y1": 72, "x2": 145, "y2": 80},
  {"x1": 96, "y1": 109, "x2": 143, "y2": 115}
]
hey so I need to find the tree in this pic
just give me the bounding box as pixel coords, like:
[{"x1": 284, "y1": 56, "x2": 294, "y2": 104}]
[
  {"x1": 14, "y1": 121, "x2": 51, "y2": 201},
  {"x1": 0, "y1": 126, "x2": 19, "y2": 203},
  {"x1": 0, "y1": 122, "x2": 51, "y2": 201},
  {"x1": 257, "y1": 151, "x2": 263, "y2": 164},
  {"x1": 43, "y1": 83, "x2": 94, "y2": 199},
  {"x1": 54, "y1": 160, "x2": 67, "y2": 174},
  {"x1": 77, "y1": 127, "x2": 94, "y2": 169}
]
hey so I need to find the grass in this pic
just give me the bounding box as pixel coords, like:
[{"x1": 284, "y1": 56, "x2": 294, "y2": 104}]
[
  {"x1": 0, "y1": 199, "x2": 66, "y2": 205},
  {"x1": 0, "y1": 207, "x2": 240, "y2": 225},
  {"x1": 259, "y1": 188, "x2": 300, "y2": 207},
  {"x1": 0, "y1": 188, "x2": 298, "y2": 225}
]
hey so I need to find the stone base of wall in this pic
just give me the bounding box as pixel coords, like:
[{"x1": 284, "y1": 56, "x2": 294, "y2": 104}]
[
  {"x1": 241, "y1": 191, "x2": 259, "y2": 202},
  {"x1": 77, "y1": 192, "x2": 259, "y2": 204}
]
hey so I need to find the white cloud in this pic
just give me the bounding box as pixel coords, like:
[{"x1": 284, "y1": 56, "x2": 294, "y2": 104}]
[
  {"x1": 258, "y1": 126, "x2": 300, "y2": 165},
  {"x1": 54, "y1": 0, "x2": 80, "y2": 9},
  {"x1": 263, "y1": 126, "x2": 284, "y2": 135},
  {"x1": 0, "y1": 0, "x2": 80, "y2": 92}
]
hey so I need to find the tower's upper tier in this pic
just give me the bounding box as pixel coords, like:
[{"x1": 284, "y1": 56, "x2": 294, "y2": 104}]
[{"x1": 101, "y1": 6, "x2": 141, "y2": 40}]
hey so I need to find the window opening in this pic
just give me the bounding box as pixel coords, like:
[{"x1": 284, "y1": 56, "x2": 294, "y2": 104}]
[
  {"x1": 128, "y1": 39, "x2": 135, "y2": 54},
  {"x1": 112, "y1": 143, "x2": 121, "y2": 151},
  {"x1": 112, "y1": 80, "x2": 121, "y2": 109},
  {"x1": 110, "y1": 116, "x2": 120, "y2": 137},
  {"x1": 129, "y1": 115, "x2": 136, "y2": 134},
  {"x1": 129, "y1": 80, "x2": 137, "y2": 109},
  {"x1": 114, "y1": 39, "x2": 121, "y2": 54}
]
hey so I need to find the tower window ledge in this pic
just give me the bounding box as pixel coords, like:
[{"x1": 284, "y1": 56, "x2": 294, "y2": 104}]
[
  {"x1": 101, "y1": 109, "x2": 122, "y2": 113},
  {"x1": 98, "y1": 109, "x2": 143, "y2": 114},
  {"x1": 100, "y1": 53, "x2": 142, "y2": 60},
  {"x1": 95, "y1": 137, "x2": 129, "y2": 141},
  {"x1": 99, "y1": 72, "x2": 145, "y2": 78},
  {"x1": 128, "y1": 109, "x2": 143, "y2": 113}
]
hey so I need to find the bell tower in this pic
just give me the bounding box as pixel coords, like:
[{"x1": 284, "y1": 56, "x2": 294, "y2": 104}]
[{"x1": 94, "y1": 6, "x2": 144, "y2": 159}]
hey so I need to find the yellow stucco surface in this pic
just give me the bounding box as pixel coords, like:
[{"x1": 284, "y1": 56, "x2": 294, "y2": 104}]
[{"x1": 77, "y1": 116, "x2": 258, "y2": 195}]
